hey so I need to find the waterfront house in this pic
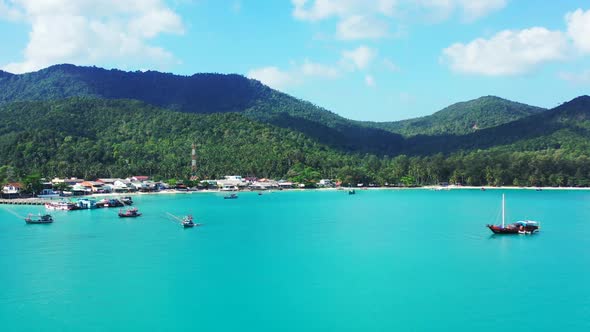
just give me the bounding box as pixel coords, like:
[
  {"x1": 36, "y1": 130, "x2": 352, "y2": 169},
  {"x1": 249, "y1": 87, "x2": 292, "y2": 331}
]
[
  {"x1": 318, "y1": 179, "x2": 335, "y2": 187},
  {"x1": 199, "y1": 180, "x2": 218, "y2": 189},
  {"x1": 80, "y1": 181, "x2": 106, "y2": 193},
  {"x1": 72, "y1": 184, "x2": 91, "y2": 196},
  {"x1": 217, "y1": 175, "x2": 247, "y2": 189},
  {"x1": 131, "y1": 176, "x2": 149, "y2": 182},
  {"x1": 249, "y1": 180, "x2": 279, "y2": 190},
  {"x1": 113, "y1": 179, "x2": 135, "y2": 193},
  {"x1": 278, "y1": 181, "x2": 294, "y2": 189},
  {"x1": 52, "y1": 177, "x2": 85, "y2": 186},
  {"x1": 1, "y1": 183, "x2": 22, "y2": 198}
]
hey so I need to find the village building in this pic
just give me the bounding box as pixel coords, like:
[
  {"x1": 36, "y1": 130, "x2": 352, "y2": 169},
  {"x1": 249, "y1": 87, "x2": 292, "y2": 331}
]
[
  {"x1": 80, "y1": 181, "x2": 106, "y2": 193},
  {"x1": 1, "y1": 182, "x2": 22, "y2": 198},
  {"x1": 217, "y1": 175, "x2": 247, "y2": 191}
]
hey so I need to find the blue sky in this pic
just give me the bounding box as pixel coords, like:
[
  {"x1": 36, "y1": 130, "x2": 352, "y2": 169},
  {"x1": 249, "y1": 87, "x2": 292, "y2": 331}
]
[{"x1": 1, "y1": 1, "x2": 590, "y2": 121}]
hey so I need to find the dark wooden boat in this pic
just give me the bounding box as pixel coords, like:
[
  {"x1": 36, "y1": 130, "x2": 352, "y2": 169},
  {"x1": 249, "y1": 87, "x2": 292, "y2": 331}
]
[
  {"x1": 121, "y1": 196, "x2": 133, "y2": 205},
  {"x1": 25, "y1": 214, "x2": 53, "y2": 224},
  {"x1": 348, "y1": 189, "x2": 356, "y2": 195},
  {"x1": 97, "y1": 199, "x2": 125, "y2": 208},
  {"x1": 118, "y1": 208, "x2": 142, "y2": 218},
  {"x1": 486, "y1": 194, "x2": 540, "y2": 234},
  {"x1": 182, "y1": 215, "x2": 197, "y2": 228},
  {"x1": 224, "y1": 193, "x2": 238, "y2": 199}
]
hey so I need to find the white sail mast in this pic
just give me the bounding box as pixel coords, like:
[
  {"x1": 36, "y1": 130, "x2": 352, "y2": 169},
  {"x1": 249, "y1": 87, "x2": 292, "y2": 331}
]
[{"x1": 502, "y1": 194, "x2": 505, "y2": 228}]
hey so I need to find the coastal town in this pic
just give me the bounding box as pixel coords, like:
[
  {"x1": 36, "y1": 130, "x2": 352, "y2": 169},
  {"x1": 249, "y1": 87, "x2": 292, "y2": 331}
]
[{"x1": 0, "y1": 175, "x2": 343, "y2": 201}]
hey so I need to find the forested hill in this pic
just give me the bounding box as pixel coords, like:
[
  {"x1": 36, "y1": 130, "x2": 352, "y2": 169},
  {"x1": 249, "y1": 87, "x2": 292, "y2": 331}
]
[
  {"x1": 404, "y1": 96, "x2": 590, "y2": 155},
  {"x1": 0, "y1": 64, "x2": 270, "y2": 113},
  {"x1": 2, "y1": 97, "x2": 590, "y2": 187},
  {"x1": 0, "y1": 70, "x2": 13, "y2": 79},
  {"x1": 0, "y1": 64, "x2": 403, "y2": 155},
  {"x1": 368, "y1": 96, "x2": 546, "y2": 137},
  {"x1": 0, "y1": 98, "x2": 361, "y2": 180}
]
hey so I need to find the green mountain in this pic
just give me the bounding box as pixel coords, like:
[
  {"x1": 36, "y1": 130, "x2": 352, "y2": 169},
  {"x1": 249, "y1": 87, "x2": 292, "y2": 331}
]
[
  {"x1": 0, "y1": 70, "x2": 13, "y2": 79},
  {"x1": 2, "y1": 64, "x2": 590, "y2": 187},
  {"x1": 0, "y1": 64, "x2": 403, "y2": 155},
  {"x1": 404, "y1": 96, "x2": 590, "y2": 155},
  {"x1": 368, "y1": 96, "x2": 546, "y2": 137},
  {"x1": 0, "y1": 95, "x2": 589, "y2": 187}
]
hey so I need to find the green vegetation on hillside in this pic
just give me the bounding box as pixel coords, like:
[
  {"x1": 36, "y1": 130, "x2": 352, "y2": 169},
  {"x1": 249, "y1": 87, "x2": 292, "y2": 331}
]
[
  {"x1": 1, "y1": 97, "x2": 590, "y2": 188},
  {"x1": 368, "y1": 96, "x2": 546, "y2": 137},
  {"x1": 0, "y1": 64, "x2": 404, "y2": 155}
]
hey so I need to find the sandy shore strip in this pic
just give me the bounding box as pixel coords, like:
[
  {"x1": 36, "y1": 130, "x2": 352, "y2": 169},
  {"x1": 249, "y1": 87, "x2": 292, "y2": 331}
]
[{"x1": 5, "y1": 185, "x2": 590, "y2": 204}]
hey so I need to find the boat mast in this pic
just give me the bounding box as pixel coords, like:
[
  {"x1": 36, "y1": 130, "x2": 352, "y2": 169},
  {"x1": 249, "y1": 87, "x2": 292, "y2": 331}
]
[{"x1": 502, "y1": 194, "x2": 505, "y2": 228}]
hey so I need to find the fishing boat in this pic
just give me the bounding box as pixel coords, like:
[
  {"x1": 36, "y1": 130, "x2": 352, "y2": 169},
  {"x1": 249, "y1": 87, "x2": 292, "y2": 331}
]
[
  {"x1": 182, "y1": 215, "x2": 197, "y2": 228},
  {"x1": 96, "y1": 198, "x2": 125, "y2": 208},
  {"x1": 486, "y1": 194, "x2": 540, "y2": 234},
  {"x1": 44, "y1": 201, "x2": 76, "y2": 211},
  {"x1": 121, "y1": 196, "x2": 133, "y2": 205},
  {"x1": 25, "y1": 213, "x2": 53, "y2": 224},
  {"x1": 118, "y1": 207, "x2": 142, "y2": 218},
  {"x1": 348, "y1": 189, "x2": 356, "y2": 195},
  {"x1": 166, "y1": 212, "x2": 200, "y2": 228},
  {"x1": 224, "y1": 193, "x2": 238, "y2": 199}
]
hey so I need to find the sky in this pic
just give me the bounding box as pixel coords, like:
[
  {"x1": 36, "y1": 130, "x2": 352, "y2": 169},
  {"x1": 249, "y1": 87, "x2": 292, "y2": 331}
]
[{"x1": 0, "y1": 1, "x2": 590, "y2": 122}]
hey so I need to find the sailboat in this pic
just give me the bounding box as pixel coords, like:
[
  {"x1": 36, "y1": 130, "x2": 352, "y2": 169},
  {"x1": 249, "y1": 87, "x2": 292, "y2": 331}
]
[{"x1": 486, "y1": 194, "x2": 540, "y2": 234}]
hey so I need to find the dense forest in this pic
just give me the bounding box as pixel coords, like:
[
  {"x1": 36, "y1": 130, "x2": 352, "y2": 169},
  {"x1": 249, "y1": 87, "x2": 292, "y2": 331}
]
[
  {"x1": 0, "y1": 64, "x2": 546, "y2": 155},
  {"x1": 1, "y1": 97, "x2": 590, "y2": 188},
  {"x1": 366, "y1": 96, "x2": 546, "y2": 137},
  {"x1": 1, "y1": 64, "x2": 590, "y2": 188}
]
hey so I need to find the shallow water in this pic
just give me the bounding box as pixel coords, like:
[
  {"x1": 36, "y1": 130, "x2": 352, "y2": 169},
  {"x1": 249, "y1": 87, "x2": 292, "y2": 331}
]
[{"x1": 1, "y1": 189, "x2": 589, "y2": 331}]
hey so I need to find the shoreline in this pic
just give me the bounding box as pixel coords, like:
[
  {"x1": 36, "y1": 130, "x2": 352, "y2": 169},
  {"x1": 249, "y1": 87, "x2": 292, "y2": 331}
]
[
  {"x1": 5, "y1": 185, "x2": 590, "y2": 203},
  {"x1": 90, "y1": 185, "x2": 590, "y2": 198}
]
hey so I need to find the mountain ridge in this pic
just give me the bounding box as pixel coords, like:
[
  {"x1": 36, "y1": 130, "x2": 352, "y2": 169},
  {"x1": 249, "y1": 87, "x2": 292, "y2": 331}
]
[{"x1": 367, "y1": 95, "x2": 546, "y2": 137}]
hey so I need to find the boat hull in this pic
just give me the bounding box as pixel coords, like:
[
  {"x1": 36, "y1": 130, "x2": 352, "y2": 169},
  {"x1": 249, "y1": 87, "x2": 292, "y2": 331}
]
[
  {"x1": 118, "y1": 213, "x2": 141, "y2": 218},
  {"x1": 25, "y1": 220, "x2": 53, "y2": 224},
  {"x1": 25, "y1": 215, "x2": 53, "y2": 224},
  {"x1": 487, "y1": 224, "x2": 539, "y2": 234}
]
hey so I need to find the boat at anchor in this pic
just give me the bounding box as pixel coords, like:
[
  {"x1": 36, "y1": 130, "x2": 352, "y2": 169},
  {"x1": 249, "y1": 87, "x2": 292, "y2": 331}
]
[
  {"x1": 45, "y1": 201, "x2": 76, "y2": 211},
  {"x1": 224, "y1": 193, "x2": 238, "y2": 199},
  {"x1": 25, "y1": 213, "x2": 53, "y2": 224},
  {"x1": 486, "y1": 194, "x2": 540, "y2": 234},
  {"x1": 118, "y1": 208, "x2": 142, "y2": 218}
]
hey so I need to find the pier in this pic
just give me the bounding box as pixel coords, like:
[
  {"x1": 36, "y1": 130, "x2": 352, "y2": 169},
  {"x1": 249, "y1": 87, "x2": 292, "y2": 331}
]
[{"x1": 0, "y1": 199, "x2": 49, "y2": 206}]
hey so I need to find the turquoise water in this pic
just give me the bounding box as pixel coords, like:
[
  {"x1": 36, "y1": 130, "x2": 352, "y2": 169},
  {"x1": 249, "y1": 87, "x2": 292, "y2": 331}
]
[{"x1": 1, "y1": 189, "x2": 589, "y2": 331}]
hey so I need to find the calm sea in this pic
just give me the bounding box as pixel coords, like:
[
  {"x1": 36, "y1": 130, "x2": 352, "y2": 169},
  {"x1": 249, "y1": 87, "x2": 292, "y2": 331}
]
[{"x1": 1, "y1": 189, "x2": 589, "y2": 331}]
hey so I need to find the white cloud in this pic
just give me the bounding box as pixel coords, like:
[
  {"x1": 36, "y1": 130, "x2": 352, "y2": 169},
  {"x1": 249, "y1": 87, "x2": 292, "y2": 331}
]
[
  {"x1": 247, "y1": 66, "x2": 299, "y2": 89},
  {"x1": 247, "y1": 59, "x2": 340, "y2": 90},
  {"x1": 291, "y1": 0, "x2": 506, "y2": 41},
  {"x1": 337, "y1": 15, "x2": 389, "y2": 40},
  {"x1": 442, "y1": 27, "x2": 568, "y2": 76},
  {"x1": 301, "y1": 59, "x2": 340, "y2": 78},
  {"x1": 365, "y1": 74, "x2": 376, "y2": 87},
  {"x1": 1, "y1": 0, "x2": 184, "y2": 74},
  {"x1": 460, "y1": 0, "x2": 507, "y2": 21},
  {"x1": 0, "y1": 0, "x2": 22, "y2": 20},
  {"x1": 566, "y1": 9, "x2": 590, "y2": 54},
  {"x1": 292, "y1": 0, "x2": 395, "y2": 22},
  {"x1": 418, "y1": 0, "x2": 507, "y2": 21},
  {"x1": 341, "y1": 46, "x2": 377, "y2": 70},
  {"x1": 292, "y1": 0, "x2": 396, "y2": 41},
  {"x1": 559, "y1": 70, "x2": 590, "y2": 84}
]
